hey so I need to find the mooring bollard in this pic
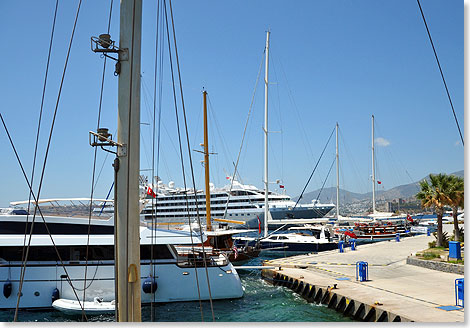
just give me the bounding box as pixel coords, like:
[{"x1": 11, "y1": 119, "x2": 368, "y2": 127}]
[
  {"x1": 338, "y1": 240, "x2": 344, "y2": 253},
  {"x1": 395, "y1": 233, "x2": 400, "y2": 242},
  {"x1": 355, "y1": 261, "x2": 368, "y2": 282},
  {"x1": 455, "y1": 278, "x2": 464, "y2": 307},
  {"x1": 350, "y1": 239, "x2": 356, "y2": 251},
  {"x1": 449, "y1": 241, "x2": 462, "y2": 260}
]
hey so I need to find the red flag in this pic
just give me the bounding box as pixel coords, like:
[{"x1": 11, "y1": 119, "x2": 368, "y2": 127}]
[
  {"x1": 279, "y1": 185, "x2": 284, "y2": 189},
  {"x1": 232, "y1": 245, "x2": 238, "y2": 259},
  {"x1": 344, "y1": 231, "x2": 357, "y2": 239},
  {"x1": 226, "y1": 176, "x2": 231, "y2": 180},
  {"x1": 147, "y1": 187, "x2": 156, "y2": 198},
  {"x1": 257, "y1": 215, "x2": 261, "y2": 234},
  {"x1": 377, "y1": 181, "x2": 382, "y2": 184}
]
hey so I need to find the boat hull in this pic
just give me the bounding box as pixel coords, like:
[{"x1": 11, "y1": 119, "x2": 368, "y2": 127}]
[
  {"x1": 0, "y1": 261, "x2": 243, "y2": 310},
  {"x1": 259, "y1": 241, "x2": 337, "y2": 253}
]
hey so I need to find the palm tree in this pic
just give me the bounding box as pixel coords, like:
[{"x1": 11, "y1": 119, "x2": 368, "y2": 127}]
[
  {"x1": 448, "y1": 175, "x2": 464, "y2": 241},
  {"x1": 416, "y1": 173, "x2": 452, "y2": 247}
]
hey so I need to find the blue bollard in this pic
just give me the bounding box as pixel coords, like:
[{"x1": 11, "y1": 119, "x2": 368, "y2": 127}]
[
  {"x1": 395, "y1": 233, "x2": 400, "y2": 242},
  {"x1": 455, "y1": 278, "x2": 464, "y2": 307},
  {"x1": 356, "y1": 261, "x2": 368, "y2": 282},
  {"x1": 338, "y1": 240, "x2": 344, "y2": 253},
  {"x1": 426, "y1": 228, "x2": 430, "y2": 236},
  {"x1": 449, "y1": 241, "x2": 462, "y2": 260},
  {"x1": 350, "y1": 239, "x2": 356, "y2": 251}
]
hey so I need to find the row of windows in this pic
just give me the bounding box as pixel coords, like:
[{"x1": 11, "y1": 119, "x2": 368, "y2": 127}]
[
  {"x1": 144, "y1": 197, "x2": 288, "y2": 208},
  {"x1": 146, "y1": 191, "x2": 288, "y2": 201},
  {"x1": 0, "y1": 245, "x2": 174, "y2": 262},
  {"x1": 144, "y1": 199, "x2": 260, "y2": 208},
  {"x1": 142, "y1": 205, "x2": 258, "y2": 214},
  {"x1": 145, "y1": 212, "x2": 255, "y2": 219}
]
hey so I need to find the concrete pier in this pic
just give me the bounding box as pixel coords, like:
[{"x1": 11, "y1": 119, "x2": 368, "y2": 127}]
[{"x1": 261, "y1": 234, "x2": 464, "y2": 322}]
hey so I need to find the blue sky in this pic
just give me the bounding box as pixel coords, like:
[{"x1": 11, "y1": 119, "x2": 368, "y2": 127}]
[{"x1": 0, "y1": 0, "x2": 464, "y2": 207}]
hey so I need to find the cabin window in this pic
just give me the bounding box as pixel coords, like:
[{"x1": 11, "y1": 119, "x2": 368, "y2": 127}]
[
  {"x1": 0, "y1": 244, "x2": 173, "y2": 262},
  {"x1": 140, "y1": 245, "x2": 174, "y2": 260}
]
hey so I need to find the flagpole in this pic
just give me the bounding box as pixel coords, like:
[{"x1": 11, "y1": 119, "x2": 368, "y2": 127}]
[{"x1": 371, "y1": 115, "x2": 376, "y2": 215}]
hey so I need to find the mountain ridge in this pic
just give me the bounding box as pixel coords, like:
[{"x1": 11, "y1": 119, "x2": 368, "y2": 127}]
[{"x1": 293, "y1": 170, "x2": 464, "y2": 204}]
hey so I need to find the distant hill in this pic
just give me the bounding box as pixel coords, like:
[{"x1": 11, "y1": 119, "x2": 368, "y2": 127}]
[{"x1": 293, "y1": 170, "x2": 464, "y2": 204}]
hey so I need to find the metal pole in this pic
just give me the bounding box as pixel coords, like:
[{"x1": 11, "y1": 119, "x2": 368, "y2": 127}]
[
  {"x1": 336, "y1": 122, "x2": 339, "y2": 219},
  {"x1": 263, "y1": 30, "x2": 270, "y2": 238},
  {"x1": 203, "y1": 91, "x2": 212, "y2": 231},
  {"x1": 116, "y1": 0, "x2": 142, "y2": 321},
  {"x1": 371, "y1": 115, "x2": 376, "y2": 214}
]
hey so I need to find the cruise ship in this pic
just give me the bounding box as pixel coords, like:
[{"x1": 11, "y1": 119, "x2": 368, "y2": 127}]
[{"x1": 140, "y1": 177, "x2": 335, "y2": 230}]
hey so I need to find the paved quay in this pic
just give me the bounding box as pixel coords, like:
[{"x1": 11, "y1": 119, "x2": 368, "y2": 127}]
[{"x1": 261, "y1": 233, "x2": 464, "y2": 322}]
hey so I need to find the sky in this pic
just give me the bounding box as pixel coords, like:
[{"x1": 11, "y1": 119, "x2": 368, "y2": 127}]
[{"x1": 0, "y1": 0, "x2": 465, "y2": 207}]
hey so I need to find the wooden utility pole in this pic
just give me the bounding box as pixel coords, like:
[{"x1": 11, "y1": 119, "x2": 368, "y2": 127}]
[{"x1": 115, "y1": 0, "x2": 142, "y2": 322}]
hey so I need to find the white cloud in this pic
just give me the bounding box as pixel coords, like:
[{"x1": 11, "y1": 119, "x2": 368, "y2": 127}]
[{"x1": 375, "y1": 137, "x2": 390, "y2": 147}]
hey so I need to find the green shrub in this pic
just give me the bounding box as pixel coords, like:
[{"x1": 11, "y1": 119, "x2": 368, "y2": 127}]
[
  {"x1": 431, "y1": 231, "x2": 449, "y2": 248},
  {"x1": 422, "y1": 252, "x2": 440, "y2": 260}
]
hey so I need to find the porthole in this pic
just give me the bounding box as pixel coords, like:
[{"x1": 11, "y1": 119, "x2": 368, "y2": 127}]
[{"x1": 34, "y1": 291, "x2": 40, "y2": 297}]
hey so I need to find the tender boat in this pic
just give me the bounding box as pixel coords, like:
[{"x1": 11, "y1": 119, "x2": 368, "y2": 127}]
[{"x1": 52, "y1": 297, "x2": 115, "y2": 315}]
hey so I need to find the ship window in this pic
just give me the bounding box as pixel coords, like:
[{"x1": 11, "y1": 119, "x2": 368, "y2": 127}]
[{"x1": 140, "y1": 245, "x2": 174, "y2": 260}]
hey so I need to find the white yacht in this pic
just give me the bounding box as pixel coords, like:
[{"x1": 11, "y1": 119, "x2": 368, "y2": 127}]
[
  {"x1": 0, "y1": 213, "x2": 243, "y2": 310},
  {"x1": 140, "y1": 178, "x2": 335, "y2": 230},
  {"x1": 234, "y1": 225, "x2": 337, "y2": 253}
]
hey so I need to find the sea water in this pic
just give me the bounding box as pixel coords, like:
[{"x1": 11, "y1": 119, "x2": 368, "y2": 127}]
[{"x1": 0, "y1": 254, "x2": 352, "y2": 322}]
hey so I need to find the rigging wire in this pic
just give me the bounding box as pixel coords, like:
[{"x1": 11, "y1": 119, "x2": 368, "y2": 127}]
[
  {"x1": 416, "y1": 0, "x2": 463, "y2": 146},
  {"x1": 207, "y1": 96, "x2": 234, "y2": 178},
  {"x1": 315, "y1": 156, "x2": 336, "y2": 202},
  {"x1": 18, "y1": 0, "x2": 59, "y2": 320},
  {"x1": 149, "y1": 0, "x2": 166, "y2": 318},
  {"x1": 1, "y1": 114, "x2": 88, "y2": 322},
  {"x1": 167, "y1": 0, "x2": 216, "y2": 320},
  {"x1": 82, "y1": 0, "x2": 114, "y2": 319},
  {"x1": 270, "y1": 51, "x2": 285, "y2": 184},
  {"x1": 338, "y1": 127, "x2": 368, "y2": 194},
  {"x1": 162, "y1": 0, "x2": 206, "y2": 320},
  {"x1": 12, "y1": 0, "x2": 84, "y2": 321},
  {"x1": 293, "y1": 126, "x2": 335, "y2": 209},
  {"x1": 222, "y1": 51, "x2": 265, "y2": 220}
]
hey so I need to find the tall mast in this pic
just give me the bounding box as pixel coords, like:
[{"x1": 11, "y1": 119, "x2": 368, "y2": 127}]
[
  {"x1": 263, "y1": 30, "x2": 270, "y2": 238},
  {"x1": 115, "y1": 0, "x2": 142, "y2": 321},
  {"x1": 203, "y1": 91, "x2": 212, "y2": 231},
  {"x1": 336, "y1": 122, "x2": 339, "y2": 219},
  {"x1": 371, "y1": 115, "x2": 376, "y2": 214}
]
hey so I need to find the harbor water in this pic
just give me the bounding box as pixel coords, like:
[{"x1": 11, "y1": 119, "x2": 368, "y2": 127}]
[{"x1": 0, "y1": 254, "x2": 352, "y2": 322}]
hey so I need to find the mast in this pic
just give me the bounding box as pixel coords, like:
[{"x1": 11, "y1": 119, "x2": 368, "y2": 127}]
[
  {"x1": 371, "y1": 115, "x2": 376, "y2": 214},
  {"x1": 263, "y1": 30, "x2": 270, "y2": 238},
  {"x1": 336, "y1": 122, "x2": 339, "y2": 219},
  {"x1": 115, "y1": 0, "x2": 142, "y2": 321},
  {"x1": 203, "y1": 91, "x2": 212, "y2": 231}
]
